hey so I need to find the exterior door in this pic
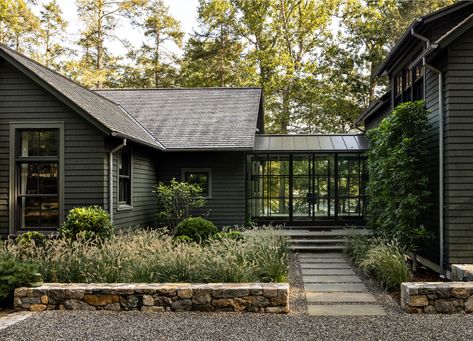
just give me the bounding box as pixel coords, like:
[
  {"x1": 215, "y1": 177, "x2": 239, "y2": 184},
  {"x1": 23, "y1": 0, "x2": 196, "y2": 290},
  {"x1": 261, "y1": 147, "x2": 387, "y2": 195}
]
[{"x1": 292, "y1": 155, "x2": 334, "y2": 221}]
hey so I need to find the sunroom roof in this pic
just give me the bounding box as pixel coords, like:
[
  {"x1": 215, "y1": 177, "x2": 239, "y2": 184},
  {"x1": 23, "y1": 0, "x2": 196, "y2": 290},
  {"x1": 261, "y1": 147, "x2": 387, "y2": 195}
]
[{"x1": 254, "y1": 134, "x2": 369, "y2": 152}]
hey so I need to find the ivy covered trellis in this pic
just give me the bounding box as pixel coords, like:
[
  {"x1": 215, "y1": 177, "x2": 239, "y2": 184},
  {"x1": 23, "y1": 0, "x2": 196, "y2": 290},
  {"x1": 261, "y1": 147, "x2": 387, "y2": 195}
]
[{"x1": 366, "y1": 101, "x2": 431, "y2": 263}]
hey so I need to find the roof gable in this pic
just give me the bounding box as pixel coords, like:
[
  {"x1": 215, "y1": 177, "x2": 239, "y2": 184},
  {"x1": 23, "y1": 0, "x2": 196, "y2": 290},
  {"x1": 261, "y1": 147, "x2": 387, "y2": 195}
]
[
  {"x1": 96, "y1": 88, "x2": 263, "y2": 151},
  {"x1": 0, "y1": 44, "x2": 162, "y2": 149}
]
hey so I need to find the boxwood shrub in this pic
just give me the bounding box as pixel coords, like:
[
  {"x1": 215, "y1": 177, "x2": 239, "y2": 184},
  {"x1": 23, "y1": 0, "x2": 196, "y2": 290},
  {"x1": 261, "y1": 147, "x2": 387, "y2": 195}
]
[
  {"x1": 59, "y1": 206, "x2": 114, "y2": 240},
  {"x1": 175, "y1": 217, "x2": 218, "y2": 243}
]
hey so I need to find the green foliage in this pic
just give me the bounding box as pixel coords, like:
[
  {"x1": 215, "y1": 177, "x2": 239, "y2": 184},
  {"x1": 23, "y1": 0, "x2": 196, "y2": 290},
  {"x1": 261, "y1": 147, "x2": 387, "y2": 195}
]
[
  {"x1": 211, "y1": 231, "x2": 244, "y2": 241},
  {"x1": 16, "y1": 232, "x2": 47, "y2": 247},
  {"x1": 359, "y1": 241, "x2": 411, "y2": 292},
  {"x1": 155, "y1": 179, "x2": 206, "y2": 232},
  {"x1": 367, "y1": 101, "x2": 431, "y2": 252},
  {"x1": 344, "y1": 233, "x2": 411, "y2": 292},
  {"x1": 175, "y1": 217, "x2": 218, "y2": 243},
  {"x1": 4, "y1": 228, "x2": 288, "y2": 284},
  {"x1": 0, "y1": 252, "x2": 37, "y2": 304},
  {"x1": 173, "y1": 235, "x2": 194, "y2": 243},
  {"x1": 59, "y1": 206, "x2": 115, "y2": 240}
]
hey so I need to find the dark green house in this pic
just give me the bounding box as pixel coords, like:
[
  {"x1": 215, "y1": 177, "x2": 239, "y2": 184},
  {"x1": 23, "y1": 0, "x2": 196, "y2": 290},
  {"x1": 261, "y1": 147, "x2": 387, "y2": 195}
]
[
  {"x1": 357, "y1": 0, "x2": 473, "y2": 275},
  {"x1": 0, "y1": 43, "x2": 367, "y2": 240}
]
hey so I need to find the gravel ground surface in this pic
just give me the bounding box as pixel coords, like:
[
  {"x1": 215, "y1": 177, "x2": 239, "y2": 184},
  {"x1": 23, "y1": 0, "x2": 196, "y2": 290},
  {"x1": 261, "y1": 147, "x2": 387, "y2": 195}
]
[{"x1": 2, "y1": 255, "x2": 473, "y2": 341}]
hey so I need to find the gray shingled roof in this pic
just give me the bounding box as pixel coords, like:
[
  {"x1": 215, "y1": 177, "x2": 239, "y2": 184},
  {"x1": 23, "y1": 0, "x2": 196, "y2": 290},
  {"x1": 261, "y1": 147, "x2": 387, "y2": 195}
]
[
  {"x1": 0, "y1": 44, "x2": 162, "y2": 149},
  {"x1": 254, "y1": 135, "x2": 369, "y2": 152},
  {"x1": 96, "y1": 88, "x2": 262, "y2": 150}
]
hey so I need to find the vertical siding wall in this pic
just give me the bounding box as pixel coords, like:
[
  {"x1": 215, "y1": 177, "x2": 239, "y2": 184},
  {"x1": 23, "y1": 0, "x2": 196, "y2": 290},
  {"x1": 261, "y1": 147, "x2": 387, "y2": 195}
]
[
  {"x1": 111, "y1": 143, "x2": 158, "y2": 228},
  {"x1": 445, "y1": 32, "x2": 473, "y2": 264},
  {"x1": 0, "y1": 59, "x2": 107, "y2": 237},
  {"x1": 156, "y1": 152, "x2": 246, "y2": 227}
]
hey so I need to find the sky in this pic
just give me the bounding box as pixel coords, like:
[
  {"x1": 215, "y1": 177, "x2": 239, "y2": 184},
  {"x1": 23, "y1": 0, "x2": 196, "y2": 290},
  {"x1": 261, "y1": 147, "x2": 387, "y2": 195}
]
[{"x1": 34, "y1": 0, "x2": 200, "y2": 55}]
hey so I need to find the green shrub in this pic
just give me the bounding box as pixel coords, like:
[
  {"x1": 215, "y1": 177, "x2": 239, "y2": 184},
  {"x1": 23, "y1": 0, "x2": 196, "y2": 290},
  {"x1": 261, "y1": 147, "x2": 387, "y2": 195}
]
[
  {"x1": 155, "y1": 179, "x2": 206, "y2": 232},
  {"x1": 59, "y1": 206, "x2": 114, "y2": 240},
  {"x1": 359, "y1": 241, "x2": 411, "y2": 292},
  {"x1": 367, "y1": 101, "x2": 431, "y2": 253},
  {"x1": 173, "y1": 235, "x2": 194, "y2": 243},
  {"x1": 0, "y1": 252, "x2": 37, "y2": 304},
  {"x1": 175, "y1": 217, "x2": 218, "y2": 243},
  {"x1": 16, "y1": 231, "x2": 47, "y2": 247},
  {"x1": 2, "y1": 228, "x2": 288, "y2": 284}
]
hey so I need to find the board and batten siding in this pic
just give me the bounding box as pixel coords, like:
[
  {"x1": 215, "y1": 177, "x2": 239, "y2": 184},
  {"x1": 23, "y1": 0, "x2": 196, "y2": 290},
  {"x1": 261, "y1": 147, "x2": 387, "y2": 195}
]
[
  {"x1": 445, "y1": 30, "x2": 473, "y2": 264},
  {"x1": 0, "y1": 58, "x2": 108, "y2": 237},
  {"x1": 111, "y1": 142, "x2": 158, "y2": 228},
  {"x1": 156, "y1": 152, "x2": 246, "y2": 227}
]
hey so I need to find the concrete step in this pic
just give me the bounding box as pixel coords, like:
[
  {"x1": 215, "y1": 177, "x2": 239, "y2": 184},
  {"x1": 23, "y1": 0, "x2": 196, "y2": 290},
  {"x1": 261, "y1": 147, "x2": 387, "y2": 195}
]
[
  {"x1": 306, "y1": 292, "x2": 377, "y2": 304},
  {"x1": 291, "y1": 245, "x2": 345, "y2": 252},
  {"x1": 281, "y1": 229, "x2": 369, "y2": 238},
  {"x1": 289, "y1": 239, "x2": 345, "y2": 245},
  {"x1": 307, "y1": 304, "x2": 386, "y2": 316}
]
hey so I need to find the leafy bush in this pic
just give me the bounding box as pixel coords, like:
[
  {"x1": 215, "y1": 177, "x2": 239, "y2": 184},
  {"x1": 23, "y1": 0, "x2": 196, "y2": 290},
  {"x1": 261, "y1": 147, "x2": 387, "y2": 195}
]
[
  {"x1": 59, "y1": 206, "x2": 114, "y2": 240},
  {"x1": 16, "y1": 231, "x2": 47, "y2": 247},
  {"x1": 173, "y1": 235, "x2": 194, "y2": 243},
  {"x1": 359, "y1": 241, "x2": 411, "y2": 292},
  {"x1": 367, "y1": 101, "x2": 431, "y2": 253},
  {"x1": 155, "y1": 179, "x2": 206, "y2": 232},
  {"x1": 175, "y1": 217, "x2": 218, "y2": 243},
  {"x1": 0, "y1": 252, "x2": 37, "y2": 304},
  {"x1": 4, "y1": 228, "x2": 288, "y2": 284}
]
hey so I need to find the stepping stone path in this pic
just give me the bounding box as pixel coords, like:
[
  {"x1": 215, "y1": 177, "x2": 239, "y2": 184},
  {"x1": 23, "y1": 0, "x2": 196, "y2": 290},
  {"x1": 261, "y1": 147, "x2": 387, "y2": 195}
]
[{"x1": 300, "y1": 253, "x2": 386, "y2": 316}]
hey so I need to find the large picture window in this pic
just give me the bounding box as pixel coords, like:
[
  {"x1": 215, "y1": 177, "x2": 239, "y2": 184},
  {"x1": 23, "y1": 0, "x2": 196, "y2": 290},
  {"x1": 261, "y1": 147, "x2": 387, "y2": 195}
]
[{"x1": 16, "y1": 129, "x2": 60, "y2": 229}]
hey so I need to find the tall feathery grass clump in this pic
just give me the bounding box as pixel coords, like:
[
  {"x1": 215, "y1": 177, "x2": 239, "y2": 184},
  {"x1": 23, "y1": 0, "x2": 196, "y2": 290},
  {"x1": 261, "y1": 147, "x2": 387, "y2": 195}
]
[{"x1": 3, "y1": 228, "x2": 288, "y2": 284}]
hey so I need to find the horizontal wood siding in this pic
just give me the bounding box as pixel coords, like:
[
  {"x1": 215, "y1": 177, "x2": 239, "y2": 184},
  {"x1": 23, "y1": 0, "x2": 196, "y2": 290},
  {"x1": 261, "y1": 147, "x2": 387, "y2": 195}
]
[
  {"x1": 156, "y1": 152, "x2": 246, "y2": 227},
  {"x1": 445, "y1": 31, "x2": 473, "y2": 264},
  {"x1": 112, "y1": 143, "x2": 158, "y2": 228},
  {"x1": 0, "y1": 58, "x2": 107, "y2": 237}
]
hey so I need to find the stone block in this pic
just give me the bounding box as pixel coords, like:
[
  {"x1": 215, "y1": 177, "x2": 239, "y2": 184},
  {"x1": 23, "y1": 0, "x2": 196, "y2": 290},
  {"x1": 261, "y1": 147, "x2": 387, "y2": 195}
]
[
  {"x1": 424, "y1": 305, "x2": 437, "y2": 314},
  {"x1": 30, "y1": 304, "x2": 47, "y2": 312},
  {"x1": 40, "y1": 295, "x2": 49, "y2": 304},
  {"x1": 171, "y1": 299, "x2": 192, "y2": 312},
  {"x1": 120, "y1": 295, "x2": 139, "y2": 310},
  {"x1": 222, "y1": 288, "x2": 249, "y2": 298},
  {"x1": 453, "y1": 287, "x2": 470, "y2": 299},
  {"x1": 265, "y1": 306, "x2": 289, "y2": 314},
  {"x1": 104, "y1": 303, "x2": 121, "y2": 311},
  {"x1": 48, "y1": 289, "x2": 66, "y2": 304},
  {"x1": 65, "y1": 289, "x2": 84, "y2": 300},
  {"x1": 409, "y1": 295, "x2": 429, "y2": 307},
  {"x1": 156, "y1": 288, "x2": 176, "y2": 296},
  {"x1": 253, "y1": 296, "x2": 270, "y2": 307},
  {"x1": 177, "y1": 288, "x2": 193, "y2": 299},
  {"x1": 84, "y1": 295, "x2": 119, "y2": 306},
  {"x1": 142, "y1": 295, "x2": 154, "y2": 306},
  {"x1": 142, "y1": 306, "x2": 165, "y2": 312},
  {"x1": 154, "y1": 296, "x2": 173, "y2": 306},
  {"x1": 21, "y1": 297, "x2": 41, "y2": 305},
  {"x1": 434, "y1": 299, "x2": 464, "y2": 314},
  {"x1": 193, "y1": 290, "x2": 212, "y2": 304},
  {"x1": 263, "y1": 289, "x2": 277, "y2": 298},
  {"x1": 14, "y1": 288, "x2": 28, "y2": 298},
  {"x1": 277, "y1": 289, "x2": 288, "y2": 306},
  {"x1": 465, "y1": 296, "x2": 473, "y2": 313},
  {"x1": 212, "y1": 298, "x2": 234, "y2": 308},
  {"x1": 64, "y1": 299, "x2": 95, "y2": 311}
]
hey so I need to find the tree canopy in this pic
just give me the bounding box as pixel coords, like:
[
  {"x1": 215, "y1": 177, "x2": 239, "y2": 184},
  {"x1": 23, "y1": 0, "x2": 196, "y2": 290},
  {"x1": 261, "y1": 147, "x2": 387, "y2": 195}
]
[{"x1": 0, "y1": 0, "x2": 457, "y2": 132}]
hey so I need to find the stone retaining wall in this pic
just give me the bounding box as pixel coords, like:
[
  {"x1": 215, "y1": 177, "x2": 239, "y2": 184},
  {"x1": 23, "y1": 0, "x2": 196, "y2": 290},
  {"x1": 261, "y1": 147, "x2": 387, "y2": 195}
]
[
  {"x1": 14, "y1": 283, "x2": 289, "y2": 314},
  {"x1": 401, "y1": 282, "x2": 473, "y2": 314},
  {"x1": 451, "y1": 264, "x2": 473, "y2": 282}
]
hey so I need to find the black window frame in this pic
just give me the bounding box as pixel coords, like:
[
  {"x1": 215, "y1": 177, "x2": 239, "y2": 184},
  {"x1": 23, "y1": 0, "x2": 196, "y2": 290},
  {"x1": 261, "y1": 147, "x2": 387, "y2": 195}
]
[
  {"x1": 9, "y1": 123, "x2": 64, "y2": 234},
  {"x1": 117, "y1": 148, "x2": 133, "y2": 209},
  {"x1": 182, "y1": 168, "x2": 212, "y2": 199}
]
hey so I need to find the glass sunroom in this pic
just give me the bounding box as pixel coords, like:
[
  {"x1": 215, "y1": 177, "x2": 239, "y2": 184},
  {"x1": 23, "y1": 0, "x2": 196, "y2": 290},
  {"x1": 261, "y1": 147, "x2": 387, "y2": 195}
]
[{"x1": 247, "y1": 135, "x2": 369, "y2": 225}]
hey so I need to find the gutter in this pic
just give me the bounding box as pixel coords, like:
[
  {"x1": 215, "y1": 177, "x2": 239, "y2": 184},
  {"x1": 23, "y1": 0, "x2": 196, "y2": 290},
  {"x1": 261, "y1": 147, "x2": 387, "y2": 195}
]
[
  {"x1": 109, "y1": 138, "x2": 127, "y2": 223},
  {"x1": 409, "y1": 29, "x2": 445, "y2": 277}
]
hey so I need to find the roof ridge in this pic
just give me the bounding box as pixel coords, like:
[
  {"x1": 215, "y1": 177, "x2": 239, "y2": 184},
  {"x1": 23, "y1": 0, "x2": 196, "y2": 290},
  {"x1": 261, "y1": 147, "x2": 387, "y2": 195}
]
[{"x1": 94, "y1": 87, "x2": 263, "y2": 91}]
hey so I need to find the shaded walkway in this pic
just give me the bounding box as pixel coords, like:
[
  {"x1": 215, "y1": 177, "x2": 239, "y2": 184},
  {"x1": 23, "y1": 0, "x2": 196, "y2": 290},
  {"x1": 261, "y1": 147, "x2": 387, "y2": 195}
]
[{"x1": 299, "y1": 253, "x2": 386, "y2": 316}]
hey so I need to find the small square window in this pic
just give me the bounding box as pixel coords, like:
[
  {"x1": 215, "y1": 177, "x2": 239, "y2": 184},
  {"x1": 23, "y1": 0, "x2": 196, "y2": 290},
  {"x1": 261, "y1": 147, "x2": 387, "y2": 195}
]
[{"x1": 182, "y1": 169, "x2": 212, "y2": 198}]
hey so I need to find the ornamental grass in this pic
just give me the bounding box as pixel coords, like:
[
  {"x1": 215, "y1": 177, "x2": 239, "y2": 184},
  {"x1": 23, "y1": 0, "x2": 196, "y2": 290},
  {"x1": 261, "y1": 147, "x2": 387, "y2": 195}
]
[{"x1": 3, "y1": 228, "x2": 288, "y2": 284}]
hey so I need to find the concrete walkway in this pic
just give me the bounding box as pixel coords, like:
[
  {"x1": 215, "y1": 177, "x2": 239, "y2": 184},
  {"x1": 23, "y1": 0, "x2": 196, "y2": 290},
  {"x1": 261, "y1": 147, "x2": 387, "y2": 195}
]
[{"x1": 300, "y1": 253, "x2": 386, "y2": 316}]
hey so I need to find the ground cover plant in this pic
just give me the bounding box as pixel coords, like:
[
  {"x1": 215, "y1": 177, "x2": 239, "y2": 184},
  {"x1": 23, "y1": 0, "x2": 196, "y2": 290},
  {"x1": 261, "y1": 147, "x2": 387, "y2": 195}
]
[{"x1": 3, "y1": 228, "x2": 288, "y2": 284}]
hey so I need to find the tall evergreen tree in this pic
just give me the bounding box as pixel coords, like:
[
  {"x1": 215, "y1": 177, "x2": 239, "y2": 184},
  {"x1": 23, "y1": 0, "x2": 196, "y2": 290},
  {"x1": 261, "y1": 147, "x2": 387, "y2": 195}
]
[
  {"x1": 0, "y1": 0, "x2": 39, "y2": 52},
  {"x1": 124, "y1": 0, "x2": 184, "y2": 88},
  {"x1": 36, "y1": 0, "x2": 68, "y2": 68}
]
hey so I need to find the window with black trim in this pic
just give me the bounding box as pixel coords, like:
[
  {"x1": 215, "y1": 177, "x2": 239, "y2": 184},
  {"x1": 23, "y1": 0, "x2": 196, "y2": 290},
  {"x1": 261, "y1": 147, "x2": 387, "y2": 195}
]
[
  {"x1": 118, "y1": 149, "x2": 132, "y2": 207},
  {"x1": 183, "y1": 169, "x2": 212, "y2": 198},
  {"x1": 16, "y1": 129, "x2": 60, "y2": 229}
]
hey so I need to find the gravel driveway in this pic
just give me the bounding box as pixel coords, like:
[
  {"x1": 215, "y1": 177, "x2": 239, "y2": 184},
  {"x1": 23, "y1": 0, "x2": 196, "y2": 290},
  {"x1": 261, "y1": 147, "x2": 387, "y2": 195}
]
[{"x1": 1, "y1": 310, "x2": 473, "y2": 341}]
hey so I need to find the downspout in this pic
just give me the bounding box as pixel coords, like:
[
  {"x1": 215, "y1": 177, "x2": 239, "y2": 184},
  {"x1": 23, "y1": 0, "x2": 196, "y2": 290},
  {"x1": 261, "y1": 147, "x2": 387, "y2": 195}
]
[
  {"x1": 410, "y1": 29, "x2": 445, "y2": 276},
  {"x1": 109, "y1": 138, "x2": 127, "y2": 223}
]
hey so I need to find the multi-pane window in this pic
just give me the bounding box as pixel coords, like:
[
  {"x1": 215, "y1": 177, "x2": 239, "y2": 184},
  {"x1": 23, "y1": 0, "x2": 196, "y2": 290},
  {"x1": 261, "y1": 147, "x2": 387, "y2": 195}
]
[
  {"x1": 118, "y1": 149, "x2": 132, "y2": 206},
  {"x1": 184, "y1": 170, "x2": 212, "y2": 198},
  {"x1": 17, "y1": 129, "x2": 59, "y2": 229}
]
